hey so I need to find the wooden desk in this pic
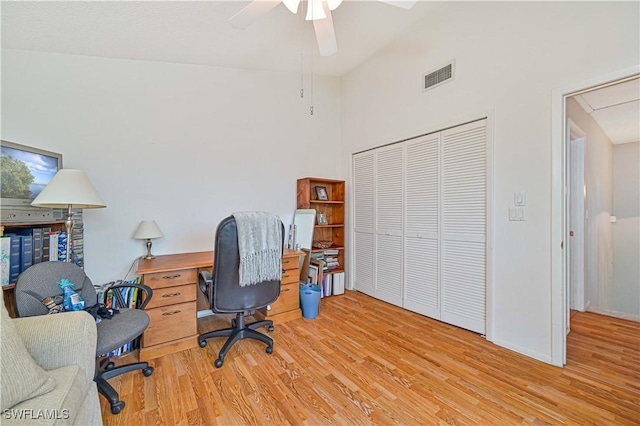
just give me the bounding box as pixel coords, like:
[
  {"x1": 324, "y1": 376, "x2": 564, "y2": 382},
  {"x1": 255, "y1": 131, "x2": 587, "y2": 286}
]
[{"x1": 136, "y1": 249, "x2": 302, "y2": 360}]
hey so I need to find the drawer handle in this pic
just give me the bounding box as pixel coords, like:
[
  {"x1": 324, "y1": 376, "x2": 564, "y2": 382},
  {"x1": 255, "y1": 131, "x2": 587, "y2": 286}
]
[
  {"x1": 162, "y1": 274, "x2": 182, "y2": 280},
  {"x1": 162, "y1": 310, "x2": 181, "y2": 316},
  {"x1": 162, "y1": 292, "x2": 181, "y2": 298},
  {"x1": 283, "y1": 288, "x2": 290, "y2": 292}
]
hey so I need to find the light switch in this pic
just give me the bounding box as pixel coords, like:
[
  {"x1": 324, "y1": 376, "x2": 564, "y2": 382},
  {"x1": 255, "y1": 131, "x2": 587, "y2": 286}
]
[
  {"x1": 514, "y1": 192, "x2": 527, "y2": 206},
  {"x1": 509, "y1": 207, "x2": 526, "y2": 221}
]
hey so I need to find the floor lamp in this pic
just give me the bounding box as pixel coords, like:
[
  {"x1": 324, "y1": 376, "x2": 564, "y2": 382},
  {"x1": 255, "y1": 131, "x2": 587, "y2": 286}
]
[{"x1": 31, "y1": 169, "x2": 106, "y2": 263}]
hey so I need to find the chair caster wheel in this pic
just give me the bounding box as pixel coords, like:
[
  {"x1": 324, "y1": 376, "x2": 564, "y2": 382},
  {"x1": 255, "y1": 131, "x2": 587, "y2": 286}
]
[
  {"x1": 268, "y1": 325, "x2": 275, "y2": 332},
  {"x1": 105, "y1": 361, "x2": 115, "y2": 370},
  {"x1": 215, "y1": 358, "x2": 224, "y2": 368},
  {"x1": 111, "y1": 400, "x2": 125, "y2": 415},
  {"x1": 199, "y1": 340, "x2": 207, "y2": 348},
  {"x1": 142, "y1": 367, "x2": 154, "y2": 377},
  {"x1": 266, "y1": 346, "x2": 273, "y2": 354}
]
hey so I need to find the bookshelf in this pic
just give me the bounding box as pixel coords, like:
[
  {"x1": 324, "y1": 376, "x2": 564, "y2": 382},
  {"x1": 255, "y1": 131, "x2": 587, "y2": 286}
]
[
  {"x1": 1, "y1": 212, "x2": 84, "y2": 317},
  {"x1": 297, "y1": 177, "x2": 346, "y2": 296}
]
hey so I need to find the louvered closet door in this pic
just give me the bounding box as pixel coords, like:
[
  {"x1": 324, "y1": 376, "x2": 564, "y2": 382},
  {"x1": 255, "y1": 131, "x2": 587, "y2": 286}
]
[
  {"x1": 375, "y1": 145, "x2": 403, "y2": 307},
  {"x1": 404, "y1": 134, "x2": 441, "y2": 319},
  {"x1": 441, "y1": 120, "x2": 487, "y2": 334},
  {"x1": 353, "y1": 152, "x2": 375, "y2": 297}
]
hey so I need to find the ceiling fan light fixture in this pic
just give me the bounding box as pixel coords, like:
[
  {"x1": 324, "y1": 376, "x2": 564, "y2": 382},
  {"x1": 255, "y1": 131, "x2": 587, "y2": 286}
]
[
  {"x1": 282, "y1": 0, "x2": 302, "y2": 14},
  {"x1": 326, "y1": 0, "x2": 343, "y2": 11},
  {"x1": 305, "y1": 0, "x2": 327, "y2": 21}
]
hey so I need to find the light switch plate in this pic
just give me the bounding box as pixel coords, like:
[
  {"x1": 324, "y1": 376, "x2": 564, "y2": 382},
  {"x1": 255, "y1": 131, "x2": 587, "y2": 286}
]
[
  {"x1": 514, "y1": 192, "x2": 527, "y2": 206},
  {"x1": 509, "y1": 207, "x2": 526, "y2": 221}
]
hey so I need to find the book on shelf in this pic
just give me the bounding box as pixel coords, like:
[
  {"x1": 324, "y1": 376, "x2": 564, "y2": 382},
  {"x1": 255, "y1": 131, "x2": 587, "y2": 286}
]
[
  {"x1": 1, "y1": 236, "x2": 10, "y2": 286},
  {"x1": 18, "y1": 235, "x2": 33, "y2": 273},
  {"x1": 7, "y1": 235, "x2": 21, "y2": 283},
  {"x1": 49, "y1": 232, "x2": 59, "y2": 261},
  {"x1": 42, "y1": 227, "x2": 52, "y2": 262}
]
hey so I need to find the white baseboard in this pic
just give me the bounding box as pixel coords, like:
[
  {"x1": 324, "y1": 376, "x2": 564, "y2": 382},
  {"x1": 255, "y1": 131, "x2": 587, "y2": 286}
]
[
  {"x1": 492, "y1": 338, "x2": 554, "y2": 366},
  {"x1": 586, "y1": 306, "x2": 640, "y2": 323}
]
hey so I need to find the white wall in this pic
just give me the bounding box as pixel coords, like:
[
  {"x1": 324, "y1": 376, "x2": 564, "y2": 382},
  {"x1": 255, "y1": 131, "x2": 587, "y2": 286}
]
[
  {"x1": 566, "y1": 97, "x2": 614, "y2": 311},
  {"x1": 612, "y1": 141, "x2": 640, "y2": 316},
  {"x1": 342, "y1": 1, "x2": 639, "y2": 362},
  {"x1": 1, "y1": 49, "x2": 343, "y2": 285}
]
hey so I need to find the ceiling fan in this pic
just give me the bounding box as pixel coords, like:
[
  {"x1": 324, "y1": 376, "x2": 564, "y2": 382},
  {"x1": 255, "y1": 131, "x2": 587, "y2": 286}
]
[{"x1": 230, "y1": 0, "x2": 417, "y2": 57}]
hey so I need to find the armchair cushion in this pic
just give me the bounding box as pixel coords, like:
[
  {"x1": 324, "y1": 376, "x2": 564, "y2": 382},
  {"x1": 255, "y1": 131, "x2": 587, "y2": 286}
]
[
  {"x1": 9, "y1": 365, "x2": 87, "y2": 426},
  {"x1": 0, "y1": 297, "x2": 56, "y2": 411},
  {"x1": 13, "y1": 311, "x2": 97, "y2": 379}
]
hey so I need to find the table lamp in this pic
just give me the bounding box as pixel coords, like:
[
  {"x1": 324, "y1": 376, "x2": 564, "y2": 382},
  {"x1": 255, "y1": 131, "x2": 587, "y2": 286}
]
[
  {"x1": 31, "y1": 169, "x2": 106, "y2": 263},
  {"x1": 133, "y1": 220, "x2": 164, "y2": 259}
]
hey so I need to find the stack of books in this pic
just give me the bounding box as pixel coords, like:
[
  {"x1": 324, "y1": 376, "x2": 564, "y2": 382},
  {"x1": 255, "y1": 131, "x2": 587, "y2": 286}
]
[{"x1": 0, "y1": 211, "x2": 85, "y2": 285}]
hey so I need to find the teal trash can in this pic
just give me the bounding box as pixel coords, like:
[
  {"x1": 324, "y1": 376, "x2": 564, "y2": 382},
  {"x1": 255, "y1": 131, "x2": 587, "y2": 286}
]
[{"x1": 300, "y1": 283, "x2": 321, "y2": 319}]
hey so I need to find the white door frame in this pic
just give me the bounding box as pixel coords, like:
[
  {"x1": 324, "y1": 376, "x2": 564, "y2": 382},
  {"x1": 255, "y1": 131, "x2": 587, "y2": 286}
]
[{"x1": 550, "y1": 65, "x2": 640, "y2": 367}]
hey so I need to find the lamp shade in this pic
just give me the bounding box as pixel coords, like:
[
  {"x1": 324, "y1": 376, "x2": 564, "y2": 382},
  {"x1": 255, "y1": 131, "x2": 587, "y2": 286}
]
[
  {"x1": 31, "y1": 169, "x2": 106, "y2": 209},
  {"x1": 133, "y1": 220, "x2": 164, "y2": 240}
]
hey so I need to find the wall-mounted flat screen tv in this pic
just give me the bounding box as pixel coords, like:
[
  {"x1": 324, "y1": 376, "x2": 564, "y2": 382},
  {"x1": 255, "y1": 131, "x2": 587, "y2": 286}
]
[{"x1": 1, "y1": 140, "x2": 63, "y2": 208}]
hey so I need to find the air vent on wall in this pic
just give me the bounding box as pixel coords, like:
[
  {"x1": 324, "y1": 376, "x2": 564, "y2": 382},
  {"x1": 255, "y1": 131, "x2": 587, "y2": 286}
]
[{"x1": 423, "y1": 61, "x2": 455, "y2": 92}]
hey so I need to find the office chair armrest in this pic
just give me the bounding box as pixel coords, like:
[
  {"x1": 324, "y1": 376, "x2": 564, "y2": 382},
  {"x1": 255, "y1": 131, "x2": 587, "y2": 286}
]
[
  {"x1": 106, "y1": 282, "x2": 154, "y2": 310},
  {"x1": 198, "y1": 270, "x2": 213, "y2": 296},
  {"x1": 13, "y1": 311, "x2": 97, "y2": 377}
]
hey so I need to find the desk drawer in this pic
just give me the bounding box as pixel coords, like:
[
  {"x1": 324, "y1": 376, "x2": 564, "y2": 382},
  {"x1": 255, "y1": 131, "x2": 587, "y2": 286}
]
[
  {"x1": 268, "y1": 282, "x2": 299, "y2": 316},
  {"x1": 282, "y1": 256, "x2": 299, "y2": 271},
  {"x1": 144, "y1": 269, "x2": 197, "y2": 290},
  {"x1": 144, "y1": 301, "x2": 197, "y2": 347},
  {"x1": 145, "y1": 283, "x2": 196, "y2": 310},
  {"x1": 281, "y1": 268, "x2": 299, "y2": 285}
]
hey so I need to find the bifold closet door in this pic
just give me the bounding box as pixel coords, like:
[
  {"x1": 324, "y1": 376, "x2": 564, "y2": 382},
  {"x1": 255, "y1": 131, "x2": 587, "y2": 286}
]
[
  {"x1": 375, "y1": 145, "x2": 403, "y2": 307},
  {"x1": 440, "y1": 120, "x2": 487, "y2": 334},
  {"x1": 404, "y1": 134, "x2": 441, "y2": 319},
  {"x1": 353, "y1": 152, "x2": 375, "y2": 297}
]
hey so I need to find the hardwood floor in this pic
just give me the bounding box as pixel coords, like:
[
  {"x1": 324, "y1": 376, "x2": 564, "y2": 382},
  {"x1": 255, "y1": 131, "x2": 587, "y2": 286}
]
[{"x1": 100, "y1": 291, "x2": 640, "y2": 425}]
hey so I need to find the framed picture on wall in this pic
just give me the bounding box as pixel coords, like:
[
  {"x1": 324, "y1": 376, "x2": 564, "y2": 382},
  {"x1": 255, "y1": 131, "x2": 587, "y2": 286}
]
[
  {"x1": 317, "y1": 213, "x2": 328, "y2": 225},
  {"x1": 315, "y1": 186, "x2": 328, "y2": 200}
]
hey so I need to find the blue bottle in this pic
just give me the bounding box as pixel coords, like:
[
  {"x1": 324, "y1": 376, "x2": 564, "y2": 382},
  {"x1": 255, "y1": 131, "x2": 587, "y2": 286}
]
[{"x1": 59, "y1": 278, "x2": 85, "y2": 311}]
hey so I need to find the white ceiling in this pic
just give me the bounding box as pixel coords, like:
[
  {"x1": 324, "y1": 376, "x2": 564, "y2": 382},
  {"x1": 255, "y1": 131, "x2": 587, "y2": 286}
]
[
  {"x1": 1, "y1": 0, "x2": 442, "y2": 77},
  {"x1": 574, "y1": 78, "x2": 640, "y2": 145}
]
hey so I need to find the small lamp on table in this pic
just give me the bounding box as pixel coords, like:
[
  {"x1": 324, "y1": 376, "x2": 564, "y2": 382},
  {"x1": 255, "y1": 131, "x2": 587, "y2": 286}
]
[{"x1": 132, "y1": 220, "x2": 164, "y2": 259}]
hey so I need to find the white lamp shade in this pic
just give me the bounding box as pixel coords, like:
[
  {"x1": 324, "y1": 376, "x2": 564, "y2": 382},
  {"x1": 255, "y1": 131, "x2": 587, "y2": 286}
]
[
  {"x1": 31, "y1": 169, "x2": 106, "y2": 209},
  {"x1": 133, "y1": 220, "x2": 164, "y2": 240}
]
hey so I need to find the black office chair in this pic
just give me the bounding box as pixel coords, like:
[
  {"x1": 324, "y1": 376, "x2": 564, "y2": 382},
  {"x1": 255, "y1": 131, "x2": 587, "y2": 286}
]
[
  {"x1": 14, "y1": 261, "x2": 154, "y2": 415},
  {"x1": 198, "y1": 215, "x2": 283, "y2": 368}
]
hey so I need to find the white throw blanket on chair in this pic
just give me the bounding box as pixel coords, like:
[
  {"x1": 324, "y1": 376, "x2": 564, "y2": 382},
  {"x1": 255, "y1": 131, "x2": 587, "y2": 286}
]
[{"x1": 232, "y1": 211, "x2": 283, "y2": 287}]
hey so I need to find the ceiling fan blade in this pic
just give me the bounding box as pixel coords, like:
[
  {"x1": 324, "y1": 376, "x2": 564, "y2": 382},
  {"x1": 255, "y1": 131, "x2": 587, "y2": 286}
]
[
  {"x1": 377, "y1": 0, "x2": 417, "y2": 10},
  {"x1": 313, "y1": 13, "x2": 337, "y2": 56},
  {"x1": 230, "y1": 1, "x2": 282, "y2": 30},
  {"x1": 313, "y1": 2, "x2": 337, "y2": 57}
]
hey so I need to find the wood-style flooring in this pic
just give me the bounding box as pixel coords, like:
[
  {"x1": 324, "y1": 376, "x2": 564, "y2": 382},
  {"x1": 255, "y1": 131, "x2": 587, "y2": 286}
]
[{"x1": 100, "y1": 290, "x2": 640, "y2": 425}]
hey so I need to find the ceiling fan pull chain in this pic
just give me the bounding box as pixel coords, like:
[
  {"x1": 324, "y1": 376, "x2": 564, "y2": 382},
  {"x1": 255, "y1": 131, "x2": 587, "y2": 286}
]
[{"x1": 300, "y1": 5, "x2": 305, "y2": 99}]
